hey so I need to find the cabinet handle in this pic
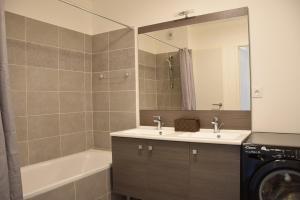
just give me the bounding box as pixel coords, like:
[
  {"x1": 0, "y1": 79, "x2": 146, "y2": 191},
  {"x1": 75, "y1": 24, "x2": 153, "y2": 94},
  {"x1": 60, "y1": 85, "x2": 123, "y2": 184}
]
[
  {"x1": 192, "y1": 149, "x2": 197, "y2": 155},
  {"x1": 148, "y1": 145, "x2": 153, "y2": 151},
  {"x1": 138, "y1": 145, "x2": 143, "y2": 150}
]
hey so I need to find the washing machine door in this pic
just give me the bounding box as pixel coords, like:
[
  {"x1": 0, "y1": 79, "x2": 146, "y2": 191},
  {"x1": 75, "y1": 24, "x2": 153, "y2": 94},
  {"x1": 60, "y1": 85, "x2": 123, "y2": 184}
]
[{"x1": 248, "y1": 160, "x2": 300, "y2": 200}]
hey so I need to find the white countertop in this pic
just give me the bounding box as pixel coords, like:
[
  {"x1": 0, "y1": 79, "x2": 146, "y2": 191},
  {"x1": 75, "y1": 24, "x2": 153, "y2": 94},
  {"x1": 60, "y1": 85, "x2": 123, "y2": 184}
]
[{"x1": 110, "y1": 126, "x2": 251, "y2": 145}]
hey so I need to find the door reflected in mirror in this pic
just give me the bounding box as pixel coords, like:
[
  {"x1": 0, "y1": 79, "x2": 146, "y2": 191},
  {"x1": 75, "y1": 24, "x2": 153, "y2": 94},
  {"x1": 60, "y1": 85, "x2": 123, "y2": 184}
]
[{"x1": 138, "y1": 14, "x2": 251, "y2": 111}]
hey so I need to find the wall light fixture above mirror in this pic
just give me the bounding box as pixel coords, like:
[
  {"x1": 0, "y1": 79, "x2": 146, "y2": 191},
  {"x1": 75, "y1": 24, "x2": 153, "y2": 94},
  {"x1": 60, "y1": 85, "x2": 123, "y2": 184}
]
[{"x1": 138, "y1": 8, "x2": 251, "y2": 111}]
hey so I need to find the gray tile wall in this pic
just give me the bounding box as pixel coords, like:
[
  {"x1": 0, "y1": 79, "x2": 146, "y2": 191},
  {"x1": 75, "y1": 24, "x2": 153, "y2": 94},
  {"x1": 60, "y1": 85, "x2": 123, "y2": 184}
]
[
  {"x1": 6, "y1": 12, "x2": 94, "y2": 166},
  {"x1": 156, "y1": 52, "x2": 182, "y2": 110},
  {"x1": 92, "y1": 29, "x2": 136, "y2": 150},
  {"x1": 138, "y1": 50, "x2": 182, "y2": 111},
  {"x1": 139, "y1": 50, "x2": 157, "y2": 110}
]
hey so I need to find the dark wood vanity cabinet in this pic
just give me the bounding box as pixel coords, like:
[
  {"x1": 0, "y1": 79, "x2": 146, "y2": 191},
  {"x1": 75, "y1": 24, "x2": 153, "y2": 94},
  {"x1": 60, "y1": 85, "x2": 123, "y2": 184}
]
[
  {"x1": 112, "y1": 137, "x2": 240, "y2": 200},
  {"x1": 111, "y1": 137, "x2": 148, "y2": 199},
  {"x1": 189, "y1": 143, "x2": 240, "y2": 200}
]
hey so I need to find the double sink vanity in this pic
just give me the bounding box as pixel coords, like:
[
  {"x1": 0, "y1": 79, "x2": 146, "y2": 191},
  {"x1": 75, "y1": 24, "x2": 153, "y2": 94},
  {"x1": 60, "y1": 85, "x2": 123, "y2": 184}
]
[
  {"x1": 110, "y1": 125, "x2": 251, "y2": 200},
  {"x1": 111, "y1": 7, "x2": 252, "y2": 200}
]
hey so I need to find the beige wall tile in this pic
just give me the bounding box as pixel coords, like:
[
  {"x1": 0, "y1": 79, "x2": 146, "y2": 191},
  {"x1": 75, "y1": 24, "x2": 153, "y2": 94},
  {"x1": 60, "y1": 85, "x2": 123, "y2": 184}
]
[
  {"x1": 85, "y1": 34, "x2": 92, "y2": 53},
  {"x1": 139, "y1": 78, "x2": 145, "y2": 93},
  {"x1": 144, "y1": 51, "x2": 156, "y2": 67},
  {"x1": 27, "y1": 18, "x2": 59, "y2": 46},
  {"x1": 93, "y1": 112, "x2": 109, "y2": 131},
  {"x1": 27, "y1": 43, "x2": 58, "y2": 69},
  {"x1": 109, "y1": 29, "x2": 134, "y2": 50},
  {"x1": 59, "y1": 49, "x2": 84, "y2": 71},
  {"x1": 59, "y1": 71, "x2": 84, "y2": 91},
  {"x1": 9, "y1": 65, "x2": 26, "y2": 91},
  {"x1": 86, "y1": 132, "x2": 94, "y2": 149},
  {"x1": 110, "y1": 112, "x2": 136, "y2": 132},
  {"x1": 85, "y1": 54, "x2": 92, "y2": 72},
  {"x1": 157, "y1": 94, "x2": 171, "y2": 109},
  {"x1": 75, "y1": 171, "x2": 108, "y2": 200},
  {"x1": 109, "y1": 48, "x2": 135, "y2": 70},
  {"x1": 92, "y1": 32, "x2": 108, "y2": 52},
  {"x1": 156, "y1": 53, "x2": 168, "y2": 67},
  {"x1": 138, "y1": 50, "x2": 146, "y2": 66},
  {"x1": 7, "y1": 39, "x2": 25, "y2": 65},
  {"x1": 17, "y1": 142, "x2": 28, "y2": 167},
  {"x1": 145, "y1": 79, "x2": 157, "y2": 93},
  {"x1": 92, "y1": 72, "x2": 109, "y2": 92},
  {"x1": 156, "y1": 80, "x2": 170, "y2": 93},
  {"x1": 60, "y1": 28, "x2": 84, "y2": 51},
  {"x1": 15, "y1": 116, "x2": 27, "y2": 141},
  {"x1": 85, "y1": 112, "x2": 93, "y2": 131},
  {"x1": 85, "y1": 73, "x2": 92, "y2": 91},
  {"x1": 61, "y1": 133, "x2": 86, "y2": 156},
  {"x1": 10, "y1": 91, "x2": 26, "y2": 116},
  {"x1": 27, "y1": 67, "x2": 58, "y2": 91},
  {"x1": 29, "y1": 183, "x2": 75, "y2": 200},
  {"x1": 109, "y1": 69, "x2": 135, "y2": 91},
  {"x1": 145, "y1": 93, "x2": 157, "y2": 109},
  {"x1": 28, "y1": 114, "x2": 59, "y2": 139},
  {"x1": 27, "y1": 91, "x2": 59, "y2": 115},
  {"x1": 60, "y1": 92, "x2": 84, "y2": 113},
  {"x1": 85, "y1": 93, "x2": 93, "y2": 111},
  {"x1": 92, "y1": 52, "x2": 108, "y2": 72},
  {"x1": 29, "y1": 137, "x2": 60, "y2": 164},
  {"x1": 5, "y1": 12, "x2": 25, "y2": 40},
  {"x1": 110, "y1": 91, "x2": 136, "y2": 111},
  {"x1": 94, "y1": 132, "x2": 111, "y2": 150},
  {"x1": 60, "y1": 113, "x2": 85, "y2": 135},
  {"x1": 144, "y1": 66, "x2": 156, "y2": 80},
  {"x1": 156, "y1": 66, "x2": 169, "y2": 80},
  {"x1": 93, "y1": 92, "x2": 109, "y2": 111}
]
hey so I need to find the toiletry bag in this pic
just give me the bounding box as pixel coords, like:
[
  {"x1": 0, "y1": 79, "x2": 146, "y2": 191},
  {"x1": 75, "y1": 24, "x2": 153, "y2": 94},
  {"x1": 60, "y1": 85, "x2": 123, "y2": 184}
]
[{"x1": 174, "y1": 118, "x2": 200, "y2": 132}]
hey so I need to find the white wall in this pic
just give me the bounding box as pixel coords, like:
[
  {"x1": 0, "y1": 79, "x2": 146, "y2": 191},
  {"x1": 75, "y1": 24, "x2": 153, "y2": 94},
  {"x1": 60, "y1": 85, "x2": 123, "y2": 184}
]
[
  {"x1": 92, "y1": 0, "x2": 300, "y2": 134},
  {"x1": 188, "y1": 17, "x2": 249, "y2": 110},
  {"x1": 5, "y1": 0, "x2": 95, "y2": 34}
]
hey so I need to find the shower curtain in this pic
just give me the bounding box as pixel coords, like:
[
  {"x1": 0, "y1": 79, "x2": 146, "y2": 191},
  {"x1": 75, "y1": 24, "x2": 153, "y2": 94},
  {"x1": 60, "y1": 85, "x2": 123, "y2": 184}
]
[
  {"x1": 179, "y1": 48, "x2": 196, "y2": 110},
  {"x1": 0, "y1": 0, "x2": 24, "y2": 199}
]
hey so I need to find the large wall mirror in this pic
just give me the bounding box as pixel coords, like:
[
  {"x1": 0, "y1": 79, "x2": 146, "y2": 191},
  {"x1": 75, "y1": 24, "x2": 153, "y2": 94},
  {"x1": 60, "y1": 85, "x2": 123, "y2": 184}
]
[{"x1": 138, "y1": 8, "x2": 251, "y2": 111}]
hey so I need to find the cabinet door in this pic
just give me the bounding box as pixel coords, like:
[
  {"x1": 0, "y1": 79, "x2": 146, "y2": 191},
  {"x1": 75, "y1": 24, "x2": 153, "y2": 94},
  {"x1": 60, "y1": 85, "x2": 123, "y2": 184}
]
[
  {"x1": 146, "y1": 140, "x2": 190, "y2": 200},
  {"x1": 189, "y1": 144, "x2": 240, "y2": 200},
  {"x1": 112, "y1": 137, "x2": 148, "y2": 199}
]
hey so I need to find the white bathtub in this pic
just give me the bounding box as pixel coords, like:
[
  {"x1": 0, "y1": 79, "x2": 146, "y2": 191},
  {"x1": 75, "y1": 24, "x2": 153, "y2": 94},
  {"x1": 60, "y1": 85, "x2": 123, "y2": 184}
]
[{"x1": 21, "y1": 150, "x2": 112, "y2": 199}]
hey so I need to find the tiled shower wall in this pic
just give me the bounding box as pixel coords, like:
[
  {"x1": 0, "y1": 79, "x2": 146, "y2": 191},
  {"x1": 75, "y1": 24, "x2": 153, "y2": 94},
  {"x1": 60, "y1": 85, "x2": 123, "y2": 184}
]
[
  {"x1": 6, "y1": 12, "x2": 93, "y2": 166},
  {"x1": 92, "y1": 29, "x2": 136, "y2": 149},
  {"x1": 6, "y1": 12, "x2": 137, "y2": 165},
  {"x1": 139, "y1": 50, "x2": 157, "y2": 110},
  {"x1": 139, "y1": 50, "x2": 182, "y2": 110}
]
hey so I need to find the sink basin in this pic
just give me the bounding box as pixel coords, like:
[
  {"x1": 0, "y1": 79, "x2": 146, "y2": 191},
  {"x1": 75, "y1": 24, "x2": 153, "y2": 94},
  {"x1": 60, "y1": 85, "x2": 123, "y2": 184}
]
[
  {"x1": 179, "y1": 132, "x2": 241, "y2": 140},
  {"x1": 178, "y1": 129, "x2": 250, "y2": 140},
  {"x1": 122, "y1": 127, "x2": 173, "y2": 136}
]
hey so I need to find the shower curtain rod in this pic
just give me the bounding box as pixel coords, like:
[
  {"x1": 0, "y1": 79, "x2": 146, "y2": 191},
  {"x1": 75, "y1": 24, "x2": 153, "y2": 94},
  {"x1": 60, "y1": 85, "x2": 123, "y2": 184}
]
[
  {"x1": 57, "y1": 0, "x2": 133, "y2": 29},
  {"x1": 143, "y1": 33, "x2": 182, "y2": 50}
]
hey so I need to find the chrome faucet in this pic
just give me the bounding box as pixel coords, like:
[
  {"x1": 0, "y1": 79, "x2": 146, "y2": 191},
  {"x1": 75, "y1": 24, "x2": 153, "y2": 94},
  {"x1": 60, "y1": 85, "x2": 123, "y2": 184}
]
[
  {"x1": 211, "y1": 117, "x2": 224, "y2": 133},
  {"x1": 153, "y1": 116, "x2": 163, "y2": 130}
]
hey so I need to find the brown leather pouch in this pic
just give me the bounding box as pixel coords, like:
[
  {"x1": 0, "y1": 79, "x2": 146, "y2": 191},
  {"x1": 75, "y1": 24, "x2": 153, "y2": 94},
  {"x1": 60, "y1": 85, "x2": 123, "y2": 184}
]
[{"x1": 174, "y1": 118, "x2": 200, "y2": 132}]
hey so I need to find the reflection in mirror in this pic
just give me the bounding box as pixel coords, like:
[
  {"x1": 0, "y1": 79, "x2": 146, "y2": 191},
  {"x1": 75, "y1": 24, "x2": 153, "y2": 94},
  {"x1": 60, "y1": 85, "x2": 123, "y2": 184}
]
[{"x1": 138, "y1": 15, "x2": 250, "y2": 111}]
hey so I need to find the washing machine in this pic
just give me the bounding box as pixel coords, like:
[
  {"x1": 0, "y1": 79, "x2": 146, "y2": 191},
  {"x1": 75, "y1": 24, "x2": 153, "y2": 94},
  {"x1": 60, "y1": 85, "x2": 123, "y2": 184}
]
[{"x1": 241, "y1": 132, "x2": 300, "y2": 200}]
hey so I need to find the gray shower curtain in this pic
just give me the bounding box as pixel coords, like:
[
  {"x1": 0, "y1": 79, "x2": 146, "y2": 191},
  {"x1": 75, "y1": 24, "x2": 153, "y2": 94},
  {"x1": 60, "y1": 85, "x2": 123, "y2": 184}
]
[
  {"x1": 179, "y1": 48, "x2": 196, "y2": 110},
  {"x1": 0, "y1": 0, "x2": 24, "y2": 199}
]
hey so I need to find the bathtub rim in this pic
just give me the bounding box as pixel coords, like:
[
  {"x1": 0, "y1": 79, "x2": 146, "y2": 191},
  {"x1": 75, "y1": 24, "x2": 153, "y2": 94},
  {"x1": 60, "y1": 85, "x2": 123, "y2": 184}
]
[{"x1": 21, "y1": 149, "x2": 112, "y2": 199}]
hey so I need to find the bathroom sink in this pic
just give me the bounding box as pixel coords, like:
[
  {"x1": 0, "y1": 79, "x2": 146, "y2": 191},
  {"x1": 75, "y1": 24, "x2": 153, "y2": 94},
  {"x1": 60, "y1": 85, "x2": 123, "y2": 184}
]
[
  {"x1": 178, "y1": 129, "x2": 251, "y2": 140},
  {"x1": 121, "y1": 127, "x2": 174, "y2": 136}
]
